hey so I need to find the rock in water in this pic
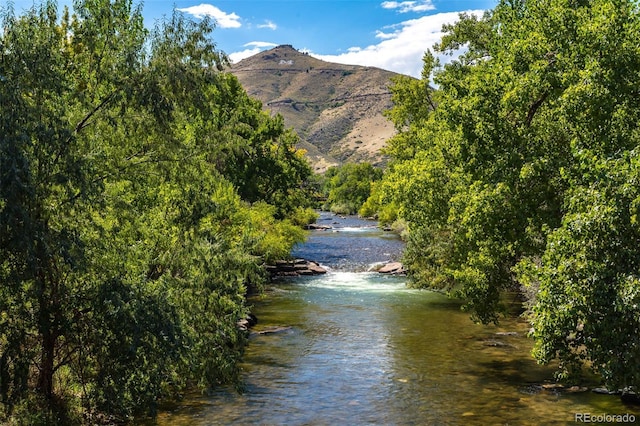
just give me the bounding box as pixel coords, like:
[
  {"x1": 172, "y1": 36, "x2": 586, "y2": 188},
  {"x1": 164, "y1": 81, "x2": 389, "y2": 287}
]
[
  {"x1": 267, "y1": 259, "x2": 327, "y2": 276},
  {"x1": 377, "y1": 262, "x2": 405, "y2": 275}
]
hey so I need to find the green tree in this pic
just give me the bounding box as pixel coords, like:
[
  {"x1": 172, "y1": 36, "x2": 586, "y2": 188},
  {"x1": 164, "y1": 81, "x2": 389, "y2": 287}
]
[
  {"x1": 371, "y1": 0, "x2": 640, "y2": 390},
  {"x1": 0, "y1": 0, "x2": 312, "y2": 422},
  {"x1": 517, "y1": 153, "x2": 640, "y2": 389},
  {"x1": 182, "y1": 72, "x2": 314, "y2": 219},
  {"x1": 0, "y1": 1, "x2": 148, "y2": 415},
  {"x1": 322, "y1": 162, "x2": 382, "y2": 215}
]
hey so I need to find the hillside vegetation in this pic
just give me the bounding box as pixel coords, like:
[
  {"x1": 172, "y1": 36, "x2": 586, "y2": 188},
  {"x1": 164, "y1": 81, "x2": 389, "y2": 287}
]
[{"x1": 230, "y1": 45, "x2": 401, "y2": 171}]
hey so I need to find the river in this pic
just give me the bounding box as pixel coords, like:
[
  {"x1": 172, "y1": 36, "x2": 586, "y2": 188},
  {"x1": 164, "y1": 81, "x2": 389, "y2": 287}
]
[{"x1": 156, "y1": 212, "x2": 639, "y2": 425}]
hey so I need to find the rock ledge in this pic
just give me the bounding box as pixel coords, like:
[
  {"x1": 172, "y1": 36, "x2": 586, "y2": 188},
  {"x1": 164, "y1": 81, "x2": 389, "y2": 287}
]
[
  {"x1": 266, "y1": 259, "x2": 328, "y2": 276},
  {"x1": 376, "y1": 262, "x2": 406, "y2": 275}
]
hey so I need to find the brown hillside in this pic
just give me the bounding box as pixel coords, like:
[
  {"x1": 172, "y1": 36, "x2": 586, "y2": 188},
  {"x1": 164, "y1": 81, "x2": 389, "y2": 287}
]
[{"x1": 229, "y1": 44, "x2": 403, "y2": 172}]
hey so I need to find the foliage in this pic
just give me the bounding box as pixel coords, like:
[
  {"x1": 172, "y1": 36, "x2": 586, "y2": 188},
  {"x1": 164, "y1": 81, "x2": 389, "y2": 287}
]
[
  {"x1": 200, "y1": 76, "x2": 314, "y2": 219},
  {"x1": 288, "y1": 205, "x2": 320, "y2": 228},
  {"x1": 358, "y1": 181, "x2": 399, "y2": 224},
  {"x1": 369, "y1": 0, "x2": 640, "y2": 388},
  {"x1": 321, "y1": 162, "x2": 382, "y2": 215},
  {"x1": 0, "y1": 1, "x2": 313, "y2": 423}
]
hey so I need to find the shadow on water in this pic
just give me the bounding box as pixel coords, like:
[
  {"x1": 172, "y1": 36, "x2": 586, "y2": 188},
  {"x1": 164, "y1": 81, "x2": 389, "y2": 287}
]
[{"x1": 154, "y1": 213, "x2": 640, "y2": 425}]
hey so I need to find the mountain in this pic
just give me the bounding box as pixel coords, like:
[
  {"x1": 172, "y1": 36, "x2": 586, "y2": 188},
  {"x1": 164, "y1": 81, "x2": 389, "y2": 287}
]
[{"x1": 229, "y1": 45, "x2": 403, "y2": 172}]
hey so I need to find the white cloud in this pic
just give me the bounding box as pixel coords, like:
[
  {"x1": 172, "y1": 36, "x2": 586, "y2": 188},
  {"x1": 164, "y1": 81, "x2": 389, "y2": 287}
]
[
  {"x1": 176, "y1": 4, "x2": 241, "y2": 28},
  {"x1": 311, "y1": 10, "x2": 484, "y2": 78},
  {"x1": 258, "y1": 20, "x2": 278, "y2": 30},
  {"x1": 381, "y1": 1, "x2": 435, "y2": 13},
  {"x1": 228, "y1": 41, "x2": 278, "y2": 63},
  {"x1": 245, "y1": 41, "x2": 279, "y2": 48},
  {"x1": 375, "y1": 29, "x2": 396, "y2": 40}
]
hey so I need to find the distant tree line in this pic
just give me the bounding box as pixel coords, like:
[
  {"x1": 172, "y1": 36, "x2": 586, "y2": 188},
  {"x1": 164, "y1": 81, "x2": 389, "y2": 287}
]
[
  {"x1": 0, "y1": 0, "x2": 315, "y2": 423},
  {"x1": 320, "y1": 162, "x2": 382, "y2": 215}
]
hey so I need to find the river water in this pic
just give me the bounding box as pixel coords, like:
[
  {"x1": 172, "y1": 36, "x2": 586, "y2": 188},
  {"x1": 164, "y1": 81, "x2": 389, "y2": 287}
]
[{"x1": 156, "y1": 212, "x2": 639, "y2": 425}]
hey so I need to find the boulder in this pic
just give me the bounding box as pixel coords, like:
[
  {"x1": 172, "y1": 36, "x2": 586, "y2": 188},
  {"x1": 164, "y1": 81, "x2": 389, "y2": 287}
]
[
  {"x1": 378, "y1": 262, "x2": 405, "y2": 275},
  {"x1": 298, "y1": 262, "x2": 328, "y2": 275},
  {"x1": 237, "y1": 313, "x2": 258, "y2": 331},
  {"x1": 592, "y1": 387, "x2": 618, "y2": 395},
  {"x1": 304, "y1": 223, "x2": 332, "y2": 230},
  {"x1": 621, "y1": 391, "x2": 640, "y2": 405},
  {"x1": 267, "y1": 259, "x2": 327, "y2": 276}
]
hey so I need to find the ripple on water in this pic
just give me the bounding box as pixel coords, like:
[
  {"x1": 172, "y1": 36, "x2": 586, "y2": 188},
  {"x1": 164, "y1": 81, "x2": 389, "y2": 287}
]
[{"x1": 297, "y1": 271, "x2": 407, "y2": 292}]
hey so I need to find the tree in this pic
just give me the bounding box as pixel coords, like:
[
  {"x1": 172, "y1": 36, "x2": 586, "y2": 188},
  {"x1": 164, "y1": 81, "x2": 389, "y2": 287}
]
[
  {"x1": 322, "y1": 162, "x2": 383, "y2": 215},
  {"x1": 0, "y1": 1, "x2": 141, "y2": 414},
  {"x1": 0, "y1": 1, "x2": 312, "y2": 422},
  {"x1": 371, "y1": 0, "x2": 640, "y2": 390},
  {"x1": 518, "y1": 153, "x2": 640, "y2": 389}
]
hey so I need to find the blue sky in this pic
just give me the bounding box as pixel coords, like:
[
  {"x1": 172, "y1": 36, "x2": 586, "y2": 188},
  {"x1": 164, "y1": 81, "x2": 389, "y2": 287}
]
[{"x1": 8, "y1": 0, "x2": 497, "y2": 77}]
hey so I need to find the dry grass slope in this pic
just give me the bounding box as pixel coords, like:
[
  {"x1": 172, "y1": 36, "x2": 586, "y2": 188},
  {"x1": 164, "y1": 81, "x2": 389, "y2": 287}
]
[{"x1": 229, "y1": 44, "x2": 405, "y2": 172}]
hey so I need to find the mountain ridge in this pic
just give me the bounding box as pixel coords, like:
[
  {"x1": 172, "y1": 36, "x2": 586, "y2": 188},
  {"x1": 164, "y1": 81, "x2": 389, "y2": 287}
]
[{"x1": 229, "y1": 45, "x2": 404, "y2": 171}]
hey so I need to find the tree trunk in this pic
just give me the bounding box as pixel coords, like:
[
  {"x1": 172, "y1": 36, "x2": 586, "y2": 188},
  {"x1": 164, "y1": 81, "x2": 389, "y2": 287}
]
[
  {"x1": 36, "y1": 261, "x2": 59, "y2": 402},
  {"x1": 37, "y1": 332, "x2": 56, "y2": 400}
]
